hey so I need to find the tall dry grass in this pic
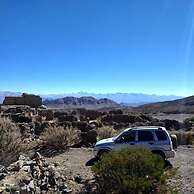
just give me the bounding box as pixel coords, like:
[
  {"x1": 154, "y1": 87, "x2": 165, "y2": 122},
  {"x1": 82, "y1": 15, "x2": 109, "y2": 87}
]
[
  {"x1": 170, "y1": 131, "x2": 194, "y2": 145},
  {"x1": 97, "y1": 126, "x2": 117, "y2": 140},
  {"x1": 40, "y1": 126, "x2": 80, "y2": 150},
  {"x1": 0, "y1": 118, "x2": 25, "y2": 166}
]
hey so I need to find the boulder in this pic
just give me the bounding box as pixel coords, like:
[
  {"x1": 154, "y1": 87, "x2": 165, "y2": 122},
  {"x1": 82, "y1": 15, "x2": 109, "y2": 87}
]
[
  {"x1": 72, "y1": 121, "x2": 89, "y2": 132},
  {"x1": 38, "y1": 109, "x2": 54, "y2": 121},
  {"x1": 81, "y1": 129, "x2": 97, "y2": 146},
  {"x1": 162, "y1": 119, "x2": 183, "y2": 131},
  {"x1": 11, "y1": 114, "x2": 32, "y2": 123},
  {"x1": 58, "y1": 115, "x2": 77, "y2": 122},
  {"x1": 109, "y1": 109, "x2": 123, "y2": 115},
  {"x1": 77, "y1": 109, "x2": 102, "y2": 120},
  {"x1": 53, "y1": 111, "x2": 68, "y2": 118}
]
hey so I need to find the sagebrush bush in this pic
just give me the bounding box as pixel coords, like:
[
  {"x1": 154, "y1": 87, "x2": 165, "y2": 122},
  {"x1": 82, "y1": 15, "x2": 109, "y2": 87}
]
[
  {"x1": 41, "y1": 126, "x2": 80, "y2": 150},
  {"x1": 0, "y1": 118, "x2": 25, "y2": 166},
  {"x1": 92, "y1": 148, "x2": 165, "y2": 194},
  {"x1": 97, "y1": 126, "x2": 117, "y2": 140}
]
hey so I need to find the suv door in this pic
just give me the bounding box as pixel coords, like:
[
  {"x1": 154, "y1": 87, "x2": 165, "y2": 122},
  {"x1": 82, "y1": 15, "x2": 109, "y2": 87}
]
[
  {"x1": 154, "y1": 130, "x2": 171, "y2": 151},
  {"x1": 114, "y1": 130, "x2": 137, "y2": 150},
  {"x1": 136, "y1": 130, "x2": 155, "y2": 149}
]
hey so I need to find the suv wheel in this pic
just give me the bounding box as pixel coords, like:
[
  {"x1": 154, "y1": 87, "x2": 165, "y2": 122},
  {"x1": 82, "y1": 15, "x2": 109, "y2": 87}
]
[
  {"x1": 152, "y1": 150, "x2": 165, "y2": 161},
  {"x1": 97, "y1": 150, "x2": 110, "y2": 159}
]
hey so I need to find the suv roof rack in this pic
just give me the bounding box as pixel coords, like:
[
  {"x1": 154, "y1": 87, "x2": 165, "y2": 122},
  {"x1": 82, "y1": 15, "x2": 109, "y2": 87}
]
[{"x1": 132, "y1": 126, "x2": 164, "y2": 130}]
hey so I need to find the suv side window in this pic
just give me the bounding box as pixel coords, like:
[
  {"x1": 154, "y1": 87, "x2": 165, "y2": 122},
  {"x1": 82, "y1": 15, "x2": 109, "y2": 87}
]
[
  {"x1": 138, "y1": 130, "x2": 154, "y2": 141},
  {"x1": 155, "y1": 130, "x2": 167, "y2": 141},
  {"x1": 116, "y1": 130, "x2": 136, "y2": 143}
]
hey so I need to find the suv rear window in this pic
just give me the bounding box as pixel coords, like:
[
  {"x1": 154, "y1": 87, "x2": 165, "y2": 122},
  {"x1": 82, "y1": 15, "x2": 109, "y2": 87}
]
[
  {"x1": 155, "y1": 130, "x2": 167, "y2": 141},
  {"x1": 138, "y1": 130, "x2": 154, "y2": 141}
]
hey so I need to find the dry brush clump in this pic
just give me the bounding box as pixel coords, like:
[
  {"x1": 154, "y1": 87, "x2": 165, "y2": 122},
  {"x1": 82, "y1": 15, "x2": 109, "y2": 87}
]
[
  {"x1": 40, "y1": 126, "x2": 80, "y2": 151},
  {"x1": 0, "y1": 118, "x2": 26, "y2": 166},
  {"x1": 97, "y1": 126, "x2": 117, "y2": 140},
  {"x1": 170, "y1": 131, "x2": 194, "y2": 145}
]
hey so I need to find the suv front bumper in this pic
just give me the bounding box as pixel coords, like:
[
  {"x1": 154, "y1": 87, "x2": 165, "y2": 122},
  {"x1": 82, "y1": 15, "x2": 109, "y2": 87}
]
[{"x1": 165, "y1": 150, "x2": 175, "y2": 159}]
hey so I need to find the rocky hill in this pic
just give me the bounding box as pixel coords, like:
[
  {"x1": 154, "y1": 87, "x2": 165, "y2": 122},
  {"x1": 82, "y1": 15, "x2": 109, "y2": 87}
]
[
  {"x1": 43, "y1": 96, "x2": 120, "y2": 109},
  {"x1": 135, "y1": 95, "x2": 194, "y2": 114}
]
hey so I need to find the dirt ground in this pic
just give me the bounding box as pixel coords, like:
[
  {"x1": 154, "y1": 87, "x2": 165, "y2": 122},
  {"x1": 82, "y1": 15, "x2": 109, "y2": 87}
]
[{"x1": 46, "y1": 146, "x2": 194, "y2": 194}]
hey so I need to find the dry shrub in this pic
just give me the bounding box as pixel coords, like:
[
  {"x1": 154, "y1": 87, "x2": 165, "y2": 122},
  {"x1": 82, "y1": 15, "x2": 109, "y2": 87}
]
[
  {"x1": 97, "y1": 126, "x2": 117, "y2": 140},
  {"x1": 171, "y1": 131, "x2": 194, "y2": 145},
  {"x1": 41, "y1": 126, "x2": 80, "y2": 150},
  {"x1": 0, "y1": 118, "x2": 25, "y2": 166},
  {"x1": 92, "y1": 148, "x2": 165, "y2": 194}
]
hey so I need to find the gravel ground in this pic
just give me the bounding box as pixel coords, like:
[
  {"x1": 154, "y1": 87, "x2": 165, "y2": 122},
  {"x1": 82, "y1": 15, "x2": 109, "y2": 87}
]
[
  {"x1": 152, "y1": 113, "x2": 194, "y2": 122},
  {"x1": 168, "y1": 145, "x2": 194, "y2": 194},
  {"x1": 46, "y1": 146, "x2": 194, "y2": 194},
  {"x1": 47, "y1": 148, "x2": 94, "y2": 193}
]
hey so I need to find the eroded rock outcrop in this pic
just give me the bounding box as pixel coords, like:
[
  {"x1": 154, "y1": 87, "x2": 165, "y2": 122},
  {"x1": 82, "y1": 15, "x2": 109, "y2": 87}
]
[{"x1": 3, "y1": 93, "x2": 42, "y2": 108}]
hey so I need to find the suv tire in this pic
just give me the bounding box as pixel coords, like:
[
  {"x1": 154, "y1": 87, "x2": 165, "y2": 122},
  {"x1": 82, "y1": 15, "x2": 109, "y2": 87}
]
[{"x1": 152, "y1": 150, "x2": 166, "y2": 160}]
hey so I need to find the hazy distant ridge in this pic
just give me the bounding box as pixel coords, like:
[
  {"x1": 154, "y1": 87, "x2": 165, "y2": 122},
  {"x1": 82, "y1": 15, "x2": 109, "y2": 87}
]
[{"x1": 0, "y1": 91, "x2": 182, "y2": 106}]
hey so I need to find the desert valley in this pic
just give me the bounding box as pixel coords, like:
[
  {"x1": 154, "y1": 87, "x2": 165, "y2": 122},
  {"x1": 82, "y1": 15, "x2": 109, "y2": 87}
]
[{"x1": 0, "y1": 92, "x2": 193, "y2": 193}]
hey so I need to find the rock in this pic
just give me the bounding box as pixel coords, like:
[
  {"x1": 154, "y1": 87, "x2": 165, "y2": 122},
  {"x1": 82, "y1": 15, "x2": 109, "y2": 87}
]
[
  {"x1": 0, "y1": 165, "x2": 7, "y2": 181},
  {"x1": 74, "y1": 175, "x2": 82, "y2": 184},
  {"x1": 81, "y1": 129, "x2": 97, "y2": 146},
  {"x1": 38, "y1": 109, "x2": 54, "y2": 121},
  {"x1": 62, "y1": 188, "x2": 72, "y2": 193},
  {"x1": 7, "y1": 162, "x2": 20, "y2": 172},
  {"x1": 58, "y1": 115, "x2": 77, "y2": 122},
  {"x1": 34, "y1": 122, "x2": 51, "y2": 135},
  {"x1": 11, "y1": 114, "x2": 32, "y2": 123},
  {"x1": 3, "y1": 93, "x2": 42, "y2": 108},
  {"x1": 28, "y1": 180, "x2": 35, "y2": 190},
  {"x1": 0, "y1": 165, "x2": 7, "y2": 174},
  {"x1": 109, "y1": 109, "x2": 123, "y2": 115},
  {"x1": 21, "y1": 166, "x2": 31, "y2": 173},
  {"x1": 102, "y1": 114, "x2": 145, "y2": 124},
  {"x1": 0, "y1": 152, "x2": 70, "y2": 193},
  {"x1": 162, "y1": 119, "x2": 182, "y2": 130},
  {"x1": 77, "y1": 109, "x2": 102, "y2": 120},
  {"x1": 72, "y1": 121, "x2": 89, "y2": 132},
  {"x1": 0, "y1": 173, "x2": 7, "y2": 181},
  {"x1": 0, "y1": 186, "x2": 6, "y2": 192},
  {"x1": 53, "y1": 111, "x2": 68, "y2": 118}
]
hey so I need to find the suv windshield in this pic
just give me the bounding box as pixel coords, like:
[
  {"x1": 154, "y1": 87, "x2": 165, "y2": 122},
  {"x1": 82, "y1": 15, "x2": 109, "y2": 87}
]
[{"x1": 116, "y1": 130, "x2": 136, "y2": 143}]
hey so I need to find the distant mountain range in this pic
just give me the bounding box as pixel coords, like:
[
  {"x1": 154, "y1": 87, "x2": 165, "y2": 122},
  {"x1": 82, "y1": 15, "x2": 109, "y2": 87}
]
[
  {"x1": 43, "y1": 96, "x2": 120, "y2": 109},
  {"x1": 0, "y1": 91, "x2": 183, "y2": 106},
  {"x1": 41, "y1": 92, "x2": 182, "y2": 105},
  {"x1": 134, "y1": 95, "x2": 194, "y2": 114}
]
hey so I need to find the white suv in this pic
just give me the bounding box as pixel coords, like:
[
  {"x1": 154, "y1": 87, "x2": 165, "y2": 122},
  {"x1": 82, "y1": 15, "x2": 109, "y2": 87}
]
[{"x1": 94, "y1": 126, "x2": 175, "y2": 159}]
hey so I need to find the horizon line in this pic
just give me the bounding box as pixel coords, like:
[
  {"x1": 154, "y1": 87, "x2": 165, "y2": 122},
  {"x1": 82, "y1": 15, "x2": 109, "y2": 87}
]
[{"x1": 0, "y1": 90, "x2": 187, "y2": 97}]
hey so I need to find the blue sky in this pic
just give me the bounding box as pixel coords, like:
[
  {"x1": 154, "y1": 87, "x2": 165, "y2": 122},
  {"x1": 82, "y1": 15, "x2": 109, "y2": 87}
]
[{"x1": 0, "y1": 0, "x2": 194, "y2": 96}]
